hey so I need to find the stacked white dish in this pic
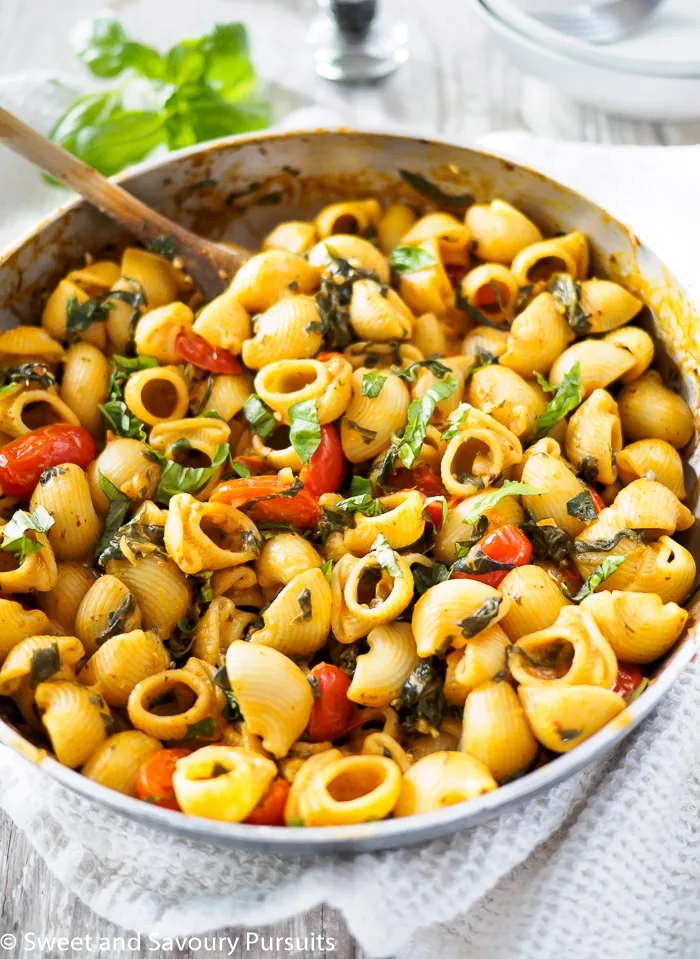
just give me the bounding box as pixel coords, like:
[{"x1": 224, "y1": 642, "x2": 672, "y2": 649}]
[{"x1": 468, "y1": 0, "x2": 700, "y2": 119}]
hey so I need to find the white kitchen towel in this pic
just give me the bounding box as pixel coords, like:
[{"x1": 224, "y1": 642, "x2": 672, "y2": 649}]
[{"x1": 2, "y1": 109, "x2": 700, "y2": 957}]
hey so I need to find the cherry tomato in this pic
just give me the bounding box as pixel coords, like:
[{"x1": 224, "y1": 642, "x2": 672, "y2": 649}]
[
  {"x1": 0, "y1": 424, "x2": 96, "y2": 499},
  {"x1": 135, "y1": 748, "x2": 190, "y2": 810},
  {"x1": 586, "y1": 483, "x2": 606, "y2": 513},
  {"x1": 210, "y1": 475, "x2": 321, "y2": 530},
  {"x1": 299, "y1": 424, "x2": 347, "y2": 496},
  {"x1": 388, "y1": 463, "x2": 444, "y2": 498},
  {"x1": 244, "y1": 778, "x2": 290, "y2": 826},
  {"x1": 174, "y1": 331, "x2": 242, "y2": 375},
  {"x1": 613, "y1": 662, "x2": 645, "y2": 699},
  {"x1": 452, "y1": 523, "x2": 532, "y2": 588},
  {"x1": 307, "y1": 663, "x2": 354, "y2": 742}
]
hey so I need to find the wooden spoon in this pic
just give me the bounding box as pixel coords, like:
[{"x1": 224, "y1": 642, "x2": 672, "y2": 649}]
[{"x1": 0, "y1": 106, "x2": 250, "y2": 299}]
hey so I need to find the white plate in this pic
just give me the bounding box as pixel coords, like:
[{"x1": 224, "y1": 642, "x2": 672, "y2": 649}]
[
  {"x1": 471, "y1": 0, "x2": 700, "y2": 118},
  {"x1": 485, "y1": 0, "x2": 700, "y2": 77}
]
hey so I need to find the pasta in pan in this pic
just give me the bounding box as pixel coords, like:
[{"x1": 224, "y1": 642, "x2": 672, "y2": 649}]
[{"x1": 0, "y1": 185, "x2": 696, "y2": 830}]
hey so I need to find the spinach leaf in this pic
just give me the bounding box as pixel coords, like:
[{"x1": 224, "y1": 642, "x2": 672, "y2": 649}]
[
  {"x1": 242, "y1": 393, "x2": 276, "y2": 438},
  {"x1": 566, "y1": 490, "x2": 597, "y2": 522},
  {"x1": 398, "y1": 169, "x2": 474, "y2": 212},
  {"x1": 289, "y1": 400, "x2": 321, "y2": 464},
  {"x1": 458, "y1": 596, "x2": 502, "y2": 639},
  {"x1": 1, "y1": 507, "x2": 54, "y2": 564},
  {"x1": 533, "y1": 361, "x2": 584, "y2": 439},
  {"x1": 548, "y1": 273, "x2": 591, "y2": 335},
  {"x1": 393, "y1": 659, "x2": 445, "y2": 731},
  {"x1": 523, "y1": 519, "x2": 574, "y2": 566},
  {"x1": 184, "y1": 716, "x2": 216, "y2": 740},
  {"x1": 461, "y1": 480, "x2": 544, "y2": 526},
  {"x1": 30, "y1": 643, "x2": 61, "y2": 688},
  {"x1": 314, "y1": 249, "x2": 385, "y2": 350},
  {"x1": 572, "y1": 529, "x2": 643, "y2": 555},
  {"x1": 389, "y1": 245, "x2": 437, "y2": 274},
  {"x1": 361, "y1": 371, "x2": 387, "y2": 398},
  {"x1": 452, "y1": 551, "x2": 515, "y2": 576}
]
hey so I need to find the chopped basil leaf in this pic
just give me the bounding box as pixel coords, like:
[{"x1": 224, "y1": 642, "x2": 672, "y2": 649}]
[
  {"x1": 30, "y1": 643, "x2": 61, "y2": 688},
  {"x1": 314, "y1": 250, "x2": 384, "y2": 350},
  {"x1": 389, "y1": 245, "x2": 437, "y2": 274},
  {"x1": 1, "y1": 506, "x2": 55, "y2": 564},
  {"x1": 564, "y1": 556, "x2": 626, "y2": 603},
  {"x1": 184, "y1": 716, "x2": 216, "y2": 740},
  {"x1": 461, "y1": 481, "x2": 544, "y2": 526},
  {"x1": 196, "y1": 570, "x2": 214, "y2": 603},
  {"x1": 0, "y1": 363, "x2": 56, "y2": 392},
  {"x1": 533, "y1": 370, "x2": 556, "y2": 393},
  {"x1": 316, "y1": 507, "x2": 353, "y2": 543},
  {"x1": 441, "y1": 402, "x2": 472, "y2": 440},
  {"x1": 566, "y1": 490, "x2": 597, "y2": 522},
  {"x1": 453, "y1": 550, "x2": 515, "y2": 576},
  {"x1": 293, "y1": 587, "x2": 313, "y2": 622},
  {"x1": 201, "y1": 409, "x2": 225, "y2": 420},
  {"x1": 393, "y1": 659, "x2": 445, "y2": 731},
  {"x1": 572, "y1": 529, "x2": 643, "y2": 555},
  {"x1": 458, "y1": 596, "x2": 502, "y2": 639},
  {"x1": 320, "y1": 559, "x2": 333, "y2": 582},
  {"x1": 372, "y1": 533, "x2": 402, "y2": 578},
  {"x1": 397, "y1": 356, "x2": 452, "y2": 383},
  {"x1": 454, "y1": 515, "x2": 489, "y2": 557},
  {"x1": 398, "y1": 169, "x2": 474, "y2": 212},
  {"x1": 97, "y1": 591, "x2": 135, "y2": 645},
  {"x1": 94, "y1": 472, "x2": 131, "y2": 561},
  {"x1": 230, "y1": 459, "x2": 252, "y2": 478},
  {"x1": 361, "y1": 371, "x2": 387, "y2": 398},
  {"x1": 288, "y1": 399, "x2": 321, "y2": 464},
  {"x1": 99, "y1": 354, "x2": 159, "y2": 439},
  {"x1": 154, "y1": 443, "x2": 229, "y2": 504},
  {"x1": 456, "y1": 291, "x2": 509, "y2": 330},
  {"x1": 548, "y1": 273, "x2": 591, "y2": 335},
  {"x1": 242, "y1": 393, "x2": 275, "y2": 438},
  {"x1": 422, "y1": 495, "x2": 448, "y2": 530},
  {"x1": 625, "y1": 676, "x2": 649, "y2": 706},
  {"x1": 151, "y1": 234, "x2": 176, "y2": 259},
  {"x1": 65, "y1": 295, "x2": 113, "y2": 340},
  {"x1": 345, "y1": 419, "x2": 377, "y2": 444},
  {"x1": 213, "y1": 666, "x2": 243, "y2": 722},
  {"x1": 534, "y1": 361, "x2": 583, "y2": 439},
  {"x1": 335, "y1": 475, "x2": 385, "y2": 517},
  {"x1": 413, "y1": 561, "x2": 450, "y2": 596},
  {"x1": 398, "y1": 376, "x2": 457, "y2": 468}
]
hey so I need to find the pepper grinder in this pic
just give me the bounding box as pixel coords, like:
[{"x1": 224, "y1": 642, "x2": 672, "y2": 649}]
[{"x1": 311, "y1": 0, "x2": 409, "y2": 82}]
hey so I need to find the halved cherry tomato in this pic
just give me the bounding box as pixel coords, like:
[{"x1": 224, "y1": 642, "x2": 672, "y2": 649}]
[
  {"x1": 452, "y1": 523, "x2": 532, "y2": 588},
  {"x1": 388, "y1": 463, "x2": 444, "y2": 498},
  {"x1": 244, "y1": 778, "x2": 290, "y2": 826},
  {"x1": 0, "y1": 424, "x2": 96, "y2": 499},
  {"x1": 210, "y1": 475, "x2": 321, "y2": 530},
  {"x1": 135, "y1": 748, "x2": 190, "y2": 810},
  {"x1": 174, "y1": 331, "x2": 241, "y2": 374},
  {"x1": 307, "y1": 663, "x2": 354, "y2": 742},
  {"x1": 613, "y1": 662, "x2": 645, "y2": 699},
  {"x1": 299, "y1": 423, "x2": 347, "y2": 496},
  {"x1": 586, "y1": 483, "x2": 606, "y2": 513}
]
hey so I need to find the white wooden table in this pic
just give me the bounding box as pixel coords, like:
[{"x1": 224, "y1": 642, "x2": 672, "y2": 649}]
[{"x1": 1, "y1": 0, "x2": 699, "y2": 955}]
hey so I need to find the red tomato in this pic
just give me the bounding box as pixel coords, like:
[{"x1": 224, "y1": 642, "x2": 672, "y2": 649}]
[
  {"x1": 299, "y1": 424, "x2": 347, "y2": 496},
  {"x1": 613, "y1": 663, "x2": 645, "y2": 699},
  {"x1": 388, "y1": 463, "x2": 444, "y2": 498},
  {"x1": 210, "y1": 475, "x2": 321, "y2": 530},
  {"x1": 586, "y1": 483, "x2": 606, "y2": 513},
  {"x1": 244, "y1": 778, "x2": 290, "y2": 826},
  {"x1": 307, "y1": 663, "x2": 354, "y2": 742},
  {"x1": 0, "y1": 424, "x2": 96, "y2": 499},
  {"x1": 452, "y1": 524, "x2": 532, "y2": 588},
  {"x1": 174, "y1": 331, "x2": 241, "y2": 374},
  {"x1": 135, "y1": 748, "x2": 190, "y2": 810}
]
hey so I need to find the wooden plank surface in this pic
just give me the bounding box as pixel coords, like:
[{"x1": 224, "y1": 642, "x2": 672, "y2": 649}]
[{"x1": 0, "y1": 0, "x2": 696, "y2": 955}]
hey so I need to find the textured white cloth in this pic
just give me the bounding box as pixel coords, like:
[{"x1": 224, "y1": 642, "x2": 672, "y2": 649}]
[{"x1": 1, "y1": 99, "x2": 700, "y2": 955}]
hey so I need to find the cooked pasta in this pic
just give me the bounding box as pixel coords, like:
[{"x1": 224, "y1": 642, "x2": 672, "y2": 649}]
[{"x1": 0, "y1": 189, "x2": 694, "y2": 830}]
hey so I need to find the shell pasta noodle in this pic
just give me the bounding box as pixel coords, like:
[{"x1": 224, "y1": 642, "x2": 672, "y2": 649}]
[{"x1": 0, "y1": 185, "x2": 696, "y2": 831}]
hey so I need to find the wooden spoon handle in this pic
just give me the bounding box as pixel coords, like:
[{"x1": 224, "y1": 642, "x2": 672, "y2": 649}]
[{"x1": 0, "y1": 107, "x2": 248, "y2": 298}]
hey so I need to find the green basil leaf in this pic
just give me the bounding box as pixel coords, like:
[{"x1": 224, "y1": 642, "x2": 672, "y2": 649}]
[
  {"x1": 184, "y1": 716, "x2": 216, "y2": 741},
  {"x1": 65, "y1": 295, "x2": 113, "y2": 340},
  {"x1": 345, "y1": 420, "x2": 378, "y2": 445},
  {"x1": 461, "y1": 480, "x2": 545, "y2": 526},
  {"x1": 566, "y1": 490, "x2": 597, "y2": 522},
  {"x1": 1, "y1": 506, "x2": 55, "y2": 564},
  {"x1": 94, "y1": 472, "x2": 131, "y2": 563},
  {"x1": 389, "y1": 245, "x2": 437, "y2": 275},
  {"x1": 453, "y1": 550, "x2": 515, "y2": 576},
  {"x1": 533, "y1": 370, "x2": 557, "y2": 393},
  {"x1": 422, "y1": 495, "x2": 448, "y2": 530},
  {"x1": 335, "y1": 475, "x2": 385, "y2": 517},
  {"x1": 321, "y1": 559, "x2": 333, "y2": 583},
  {"x1": 201, "y1": 23, "x2": 255, "y2": 98},
  {"x1": 230, "y1": 459, "x2": 252, "y2": 478},
  {"x1": 72, "y1": 110, "x2": 166, "y2": 177},
  {"x1": 458, "y1": 596, "x2": 502, "y2": 639},
  {"x1": 397, "y1": 356, "x2": 452, "y2": 383},
  {"x1": 292, "y1": 587, "x2": 313, "y2": 623},
  {"x1": 48, "y1": 91, "x2": 121, "y2": 154},
  {"x1": 155, "y1": 443, "x2": 230, "y2": 505},
  {"x1": 398, "y1": 376, "x2": 457, "y2": 468},
  {"x1": 0, "y1": 363, "x2": 56, "y2": 391},
  {"x1": 99, "y1": 400, "x2": 148, "y2": 441},
  {"x1": 74, "y1": 18, "x2": 165, "y2": 79},
  {"x1": 30, "y1": 643, "x2": 62, "y2": 688},
  {"x1": 289, "y1": 400, "x2": 321, "y2": 464},
  {"x1": 398, "y1": 169, "x2": 474, "y2": 212},
  {"x1": 548, "y1": 273, "x2": 592, "y2": 335},
  {"x1": 533, "y1": 361, "x2": 584, "y2": 439},
  {"x1": 164, "y1": 84, "x2": 269, "y2": 150},
  {"x1": 523, "y1": 520, "x2": 574, "y2": 566},
  {"x1": 441, "y1": 402, "x2": 472, "y2": 440},
  {"x1": 413, "y1": 561, "x2": 451, "y2": 596},
  {"x1": 393, "y1": 659, "x2": 445, "y2": 730},
  {"x1": 565, "y1": 555, "x2": 626, "y2": 603},
  {"x1": 242, "y1": 394, "x2": 275, "y2": 438},
  {"x1": 625, "y1": 676, "x2": 649, "y2": 706},
  {"x1": 455, "y1": 291, "x2": 509, "y2": 330},
  {"x1": 372, "y1": 533, "x2": 402, "y2": 578},
  {"x1": 196, "y1": 570, "x2": 214, "y2": 604},
  {"x1": 572, "y1": 529, "x2": 643, "y2": 555},
  {"x1": 151, "y1": 234, "x2": 176, "y2": 259},
  {"x1": 361, "y1": 371, "x2": 387, "y2": 398}
]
